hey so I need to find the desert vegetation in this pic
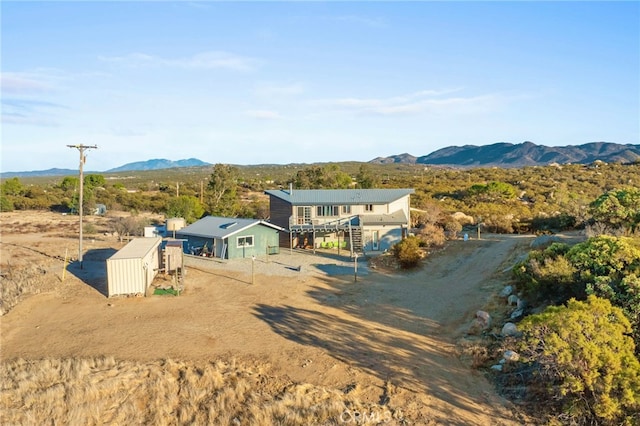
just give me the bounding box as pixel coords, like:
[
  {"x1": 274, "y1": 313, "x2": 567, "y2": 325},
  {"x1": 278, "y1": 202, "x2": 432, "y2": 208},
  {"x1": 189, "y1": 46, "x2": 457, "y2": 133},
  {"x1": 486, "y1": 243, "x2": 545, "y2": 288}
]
[
  {"x1": 3, "y1": 161, "x2": 640, "y2": 424},
  {"x1": 3, "y1": 162, "x2": 639, "y2": 234},
  {"x1": 478, "y1": 215, "x2": 640, "y2": 423}
]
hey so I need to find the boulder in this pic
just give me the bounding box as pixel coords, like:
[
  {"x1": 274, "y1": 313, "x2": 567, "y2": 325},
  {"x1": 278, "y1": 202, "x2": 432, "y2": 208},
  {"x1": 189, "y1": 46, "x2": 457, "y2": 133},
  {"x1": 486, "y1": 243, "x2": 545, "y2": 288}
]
[
  {"x1": 503, "y1": 350, "x2": 520, "y2": 362},
  {"x1": 530, "y1": 235, "x2": 562, "y2": 249},
  {"x1": 510, "y1": 308, "x2": 525, "y2": 320},
  {"x1": 501, "y1": 322, "x2": 520, "y2": 337},
  {"x1": 507, "y1": 294, "x2": 519, "y2": 306},
  {"x1": 500, "y1": 285, "x2": 513, "y2": 298}
]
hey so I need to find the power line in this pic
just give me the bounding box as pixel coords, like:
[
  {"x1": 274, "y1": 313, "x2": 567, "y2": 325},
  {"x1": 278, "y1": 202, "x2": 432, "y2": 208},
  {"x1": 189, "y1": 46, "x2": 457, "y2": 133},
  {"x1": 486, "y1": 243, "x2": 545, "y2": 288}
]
[{"x1": 67, "y1": 144, "x2": 98, "y2": 269}]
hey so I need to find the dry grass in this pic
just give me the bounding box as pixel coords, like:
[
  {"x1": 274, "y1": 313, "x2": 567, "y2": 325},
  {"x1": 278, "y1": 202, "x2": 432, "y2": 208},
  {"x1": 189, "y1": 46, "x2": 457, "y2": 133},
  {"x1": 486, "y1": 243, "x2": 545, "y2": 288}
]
[
  {"x1": 0, "y1": 262, "x2": 56, "y2": 316},
  {"x1": 1, "y1": 357, "x2": 401, "y2": 425}
]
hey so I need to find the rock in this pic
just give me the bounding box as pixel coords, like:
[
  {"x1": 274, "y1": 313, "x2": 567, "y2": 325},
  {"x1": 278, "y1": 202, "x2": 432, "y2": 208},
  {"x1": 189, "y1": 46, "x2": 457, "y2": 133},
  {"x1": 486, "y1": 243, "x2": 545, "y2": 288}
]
[
  {"x1": 530, "y1": 234, "x2": 562, "y2": 249},
  {"x1": 507, "y1": 294, "x2": 519, "y2": 306},
  {"x1": 501, "y1": 322, "x2": 520, "y2": 337},
  {"x1": 510, "y1": 308, "x2": 524, "y2": 320},
  {"x1": 503, "y1": 350, "x2": 520, "y2": 362},
  {"x1": 500, "y1": 286, "x2": 513, "y2": 297},
  {"x1": 490, "y1": 364, "x2": 503, "y2": 372},
  {"x1": 475, "y1": 310, "x2": 492, "y2": 329},
  {"x1": 517, "y1": 298, "x2": 526, "y2": 310},
  {"x1": 451, "y1": 211, "x2": 475, "y2": 225}
]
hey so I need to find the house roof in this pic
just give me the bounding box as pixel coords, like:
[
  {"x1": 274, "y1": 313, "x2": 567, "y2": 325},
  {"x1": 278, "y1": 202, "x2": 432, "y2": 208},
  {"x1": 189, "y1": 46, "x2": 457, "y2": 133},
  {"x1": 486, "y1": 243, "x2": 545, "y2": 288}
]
[
  {"x1": 360, "y1": 209, "x2": 409, "y2": 226},
  {"x1": 176, "y1": 216, "x2": 286, "y2": 239},
  {"x1": 264, "y1": 188, "x2": 414, "y2": 205}
]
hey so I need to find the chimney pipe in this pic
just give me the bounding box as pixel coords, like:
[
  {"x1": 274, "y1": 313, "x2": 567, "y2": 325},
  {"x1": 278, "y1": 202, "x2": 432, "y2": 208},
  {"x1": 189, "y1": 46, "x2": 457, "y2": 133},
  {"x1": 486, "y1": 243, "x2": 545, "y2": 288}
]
[{"x1": 289, "y1": 182, "x2": 293, "y2": 195}]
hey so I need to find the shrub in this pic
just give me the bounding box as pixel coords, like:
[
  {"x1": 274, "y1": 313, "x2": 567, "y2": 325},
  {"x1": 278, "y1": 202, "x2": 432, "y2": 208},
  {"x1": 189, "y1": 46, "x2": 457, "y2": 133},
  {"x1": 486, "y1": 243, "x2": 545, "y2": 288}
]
[
  {"x1": 517, "y1": 296, "x2": 640, "y2": 424},
  {"x1": 416, "y1": 223, "x2": 446, "y2": 247},
  {"x1": 0, "y1": 195, "x2": 14, "y2": 212},
  {"x1": 392, "y1": 236, "x2": 422, "y2": 268},
  {"x1": 512, "y1": 243, "x2": 578, "y2": 303}
]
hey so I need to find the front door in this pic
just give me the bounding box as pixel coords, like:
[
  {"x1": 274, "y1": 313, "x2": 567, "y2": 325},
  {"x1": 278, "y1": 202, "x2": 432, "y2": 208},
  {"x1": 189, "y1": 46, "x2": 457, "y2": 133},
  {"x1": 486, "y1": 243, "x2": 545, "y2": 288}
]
[{"x1": 372, "y1": 230, "x2": 379, "y2": 250}]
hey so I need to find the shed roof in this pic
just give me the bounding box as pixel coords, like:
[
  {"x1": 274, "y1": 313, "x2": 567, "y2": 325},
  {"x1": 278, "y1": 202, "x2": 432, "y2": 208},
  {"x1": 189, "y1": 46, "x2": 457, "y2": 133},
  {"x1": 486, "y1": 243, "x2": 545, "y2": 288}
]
[
  {"x1": 264, "y1": 188, "x2": 414, "y2": 205},
  {"x1": 109, "y1": 237, "x2": 162, "y2": 260},
  {"x1": 176, "y1": 216, "x2": 286, "y2": 239}
]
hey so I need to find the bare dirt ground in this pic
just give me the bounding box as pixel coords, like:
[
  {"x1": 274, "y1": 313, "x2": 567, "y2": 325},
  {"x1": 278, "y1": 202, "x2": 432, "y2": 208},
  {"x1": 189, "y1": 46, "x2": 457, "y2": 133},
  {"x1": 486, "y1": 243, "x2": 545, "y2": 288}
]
[{"x1": 1, "y1": 211, "x2": 539, "y2": 424}]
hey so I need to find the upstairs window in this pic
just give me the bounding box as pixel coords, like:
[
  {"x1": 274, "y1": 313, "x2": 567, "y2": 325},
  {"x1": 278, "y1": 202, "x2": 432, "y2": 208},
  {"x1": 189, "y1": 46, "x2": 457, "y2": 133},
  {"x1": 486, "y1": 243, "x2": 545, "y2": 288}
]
[
  {"x1": 365, "y1": 204, "x2": 374, "y2": 212},
  {"x1": 317, "y1": 205, "x2": 339, "y2": 217},
  {"x1": 342, "y1": 205, "x2": 351, "y2": 214}
]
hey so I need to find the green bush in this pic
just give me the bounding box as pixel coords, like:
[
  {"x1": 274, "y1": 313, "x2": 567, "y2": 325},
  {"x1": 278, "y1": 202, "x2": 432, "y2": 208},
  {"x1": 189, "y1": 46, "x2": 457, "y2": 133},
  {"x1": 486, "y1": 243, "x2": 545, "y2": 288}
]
[
  {"x1": 0, "y1": 195, "x2": 14, "y2": 212},
  {"x1": 517, "y1": 296, "x2": 640, "y2": 425},
  {"x1": 512, "y1": 242, "x2": 578, "y2": 303},
  {"x1": 392, "y1": 236, "x2": 422, "y2": 268}
]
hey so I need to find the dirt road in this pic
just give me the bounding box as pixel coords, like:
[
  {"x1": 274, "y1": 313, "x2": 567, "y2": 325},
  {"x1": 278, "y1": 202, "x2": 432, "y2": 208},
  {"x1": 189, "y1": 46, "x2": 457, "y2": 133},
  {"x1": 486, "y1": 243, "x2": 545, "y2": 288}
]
[{"x1": 1, "y1": 220, "x2": 533, "y2": 424}]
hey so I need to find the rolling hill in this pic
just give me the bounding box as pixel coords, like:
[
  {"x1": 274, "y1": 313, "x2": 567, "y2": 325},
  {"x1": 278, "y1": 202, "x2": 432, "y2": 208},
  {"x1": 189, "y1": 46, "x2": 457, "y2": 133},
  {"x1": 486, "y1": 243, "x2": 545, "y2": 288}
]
[{"x1": 370, "y1": 142, "x2": 640, "y2": 167}]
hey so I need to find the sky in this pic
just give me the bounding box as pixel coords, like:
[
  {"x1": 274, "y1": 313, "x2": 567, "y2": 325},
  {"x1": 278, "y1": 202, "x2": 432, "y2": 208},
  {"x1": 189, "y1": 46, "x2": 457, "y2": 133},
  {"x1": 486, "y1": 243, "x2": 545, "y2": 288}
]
[{"x1": 1, "y1": 1, "x2": 639, "y2": 172}]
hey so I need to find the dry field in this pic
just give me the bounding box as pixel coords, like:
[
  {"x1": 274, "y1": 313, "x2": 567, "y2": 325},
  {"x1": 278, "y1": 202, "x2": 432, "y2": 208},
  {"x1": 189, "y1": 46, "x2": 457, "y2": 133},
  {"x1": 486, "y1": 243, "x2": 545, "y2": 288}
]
[{"x1": 1, "y1": 211, "x2": 536, "y2": 425}]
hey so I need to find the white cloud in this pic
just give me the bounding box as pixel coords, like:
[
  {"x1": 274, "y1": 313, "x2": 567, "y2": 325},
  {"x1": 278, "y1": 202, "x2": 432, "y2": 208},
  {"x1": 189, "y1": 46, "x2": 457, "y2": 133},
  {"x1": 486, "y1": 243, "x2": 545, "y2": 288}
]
[
  {"x1": 254, "y1": 82, "x2": 305, "y2": 97},
  {"x1": 244, "y1": 109, "x2": 283, "y2": 120},
  {"x1": 1, "y1": 98, "x2": 66, "y2": 126},
  {"x1": 318, "y1": 88, "x2": 515, "y2": 116},
  {"x1": 1, "y1": 72, "x2": 53, "y2": 94},
  {"x1": 98, "y1": 51, "x2": 259, "y2": 72}
]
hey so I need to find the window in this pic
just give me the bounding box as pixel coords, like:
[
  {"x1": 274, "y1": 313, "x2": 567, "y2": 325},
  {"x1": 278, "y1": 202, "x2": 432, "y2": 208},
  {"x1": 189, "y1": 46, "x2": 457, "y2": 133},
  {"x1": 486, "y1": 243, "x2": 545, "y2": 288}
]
[
  {"x1": 342, "y1": 205, "x2": 351, "y2": 214},
  {"x1": 316, "y1": 205, "x2": 339, "y2": 216},
  {"x1": 297, "y1": 206, "x2": 311, "y2": 224},
  {"x1": 237, "y1": 235, "x2": 254, "y2": 248},
  {"x1": 365, "y1": 204, "x2": 374, "y2": 212}
]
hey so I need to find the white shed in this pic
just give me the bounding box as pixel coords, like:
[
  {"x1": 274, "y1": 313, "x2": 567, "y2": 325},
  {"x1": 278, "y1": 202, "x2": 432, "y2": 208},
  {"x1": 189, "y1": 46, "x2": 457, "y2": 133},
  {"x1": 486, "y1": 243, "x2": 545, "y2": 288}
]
[{"x1": 106, "y1": 237, "x2": 162, "y2": 297}]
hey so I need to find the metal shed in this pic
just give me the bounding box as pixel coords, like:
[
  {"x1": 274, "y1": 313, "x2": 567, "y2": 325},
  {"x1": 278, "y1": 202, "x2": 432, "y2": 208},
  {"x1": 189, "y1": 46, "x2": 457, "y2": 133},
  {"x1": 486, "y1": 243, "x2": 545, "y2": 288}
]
[{"x1": 106, "y1": 237, "x2": 162, "y2": 297}]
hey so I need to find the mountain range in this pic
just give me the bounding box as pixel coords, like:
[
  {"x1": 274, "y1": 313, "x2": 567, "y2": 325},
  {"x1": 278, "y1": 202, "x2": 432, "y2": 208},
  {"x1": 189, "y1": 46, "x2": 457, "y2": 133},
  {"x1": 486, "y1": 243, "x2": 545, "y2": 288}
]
[
  {"x1": 2, "y1": 142, "x2": 638, "y2": 178},
  {"x1": 1, "y1": 158, "x2": 211, "y2": 178},
  {"x1": 370, "y1": 141, "x2": 640, "y2": 167}
]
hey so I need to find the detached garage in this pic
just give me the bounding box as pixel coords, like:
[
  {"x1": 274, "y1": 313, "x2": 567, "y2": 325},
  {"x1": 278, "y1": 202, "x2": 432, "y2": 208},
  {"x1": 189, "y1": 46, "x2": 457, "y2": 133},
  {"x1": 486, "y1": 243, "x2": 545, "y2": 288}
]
[{"x1": 106, "y1": 237, "x2": 162, "y2": 297}]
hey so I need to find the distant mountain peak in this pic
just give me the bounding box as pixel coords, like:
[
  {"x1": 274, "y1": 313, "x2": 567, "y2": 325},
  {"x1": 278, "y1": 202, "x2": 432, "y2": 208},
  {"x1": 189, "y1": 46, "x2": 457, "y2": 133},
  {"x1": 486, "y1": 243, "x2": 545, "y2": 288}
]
[
  {"x1": 370, "y1": 142, "x2": 640, "y2": 167},
  {"x1": 106, "y1": 158, "x2": 211, "y2": 173}
]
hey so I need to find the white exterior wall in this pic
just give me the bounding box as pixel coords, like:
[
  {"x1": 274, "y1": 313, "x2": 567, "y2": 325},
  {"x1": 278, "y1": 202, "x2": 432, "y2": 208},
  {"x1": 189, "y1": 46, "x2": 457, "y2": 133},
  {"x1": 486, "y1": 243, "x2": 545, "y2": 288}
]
[
  {"x1": 387, "y1": 196, "x2": 411, "y2": 219},
  {"x1": 106, "y1": 238, "x2": 161, "y2": 297}
]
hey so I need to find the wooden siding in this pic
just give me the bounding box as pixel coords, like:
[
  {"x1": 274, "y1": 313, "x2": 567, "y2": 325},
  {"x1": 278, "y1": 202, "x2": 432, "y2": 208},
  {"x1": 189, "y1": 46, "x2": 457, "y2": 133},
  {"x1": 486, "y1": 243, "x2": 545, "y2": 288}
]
[{"x1": 268, "y1": 195, "x2": 293, "y2": 247}]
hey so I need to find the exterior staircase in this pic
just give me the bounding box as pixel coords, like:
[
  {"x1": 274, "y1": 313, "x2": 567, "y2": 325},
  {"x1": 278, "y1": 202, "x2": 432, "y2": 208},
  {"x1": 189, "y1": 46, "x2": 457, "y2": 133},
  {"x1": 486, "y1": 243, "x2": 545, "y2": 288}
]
[{"x1": 348, "y1": 221, "x2": 365, "y2": 257}]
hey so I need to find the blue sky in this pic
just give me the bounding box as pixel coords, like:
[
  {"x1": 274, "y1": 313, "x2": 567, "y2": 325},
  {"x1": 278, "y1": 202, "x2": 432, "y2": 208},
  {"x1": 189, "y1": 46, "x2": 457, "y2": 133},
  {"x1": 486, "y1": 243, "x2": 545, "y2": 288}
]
[{"x1": 2, "y1": 1, "x2": 639, "y2": 172}]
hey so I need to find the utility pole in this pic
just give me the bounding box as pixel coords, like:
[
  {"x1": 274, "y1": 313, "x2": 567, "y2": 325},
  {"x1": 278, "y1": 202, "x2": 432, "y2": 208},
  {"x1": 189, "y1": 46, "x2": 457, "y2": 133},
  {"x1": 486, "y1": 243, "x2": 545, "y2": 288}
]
[{"x1": 67, "y1": 144, "x2": 98, "y2": 269}]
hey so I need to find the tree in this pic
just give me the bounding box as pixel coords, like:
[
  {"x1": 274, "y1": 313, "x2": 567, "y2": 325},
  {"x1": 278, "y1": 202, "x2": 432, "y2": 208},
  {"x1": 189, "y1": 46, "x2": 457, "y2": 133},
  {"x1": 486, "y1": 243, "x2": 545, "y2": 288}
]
[
  {"x1": 1, "y1": 177, "x2": 24, "y2": 196},
  {"x1": 165, "y1": 195, "x2": 204, "y2": 224},
  {"x1": 518, "y1": 296, "x2": 640, "y2": 424},
  {"x1": 110, "y1": 217, "x2": 143, "y2": 242},
  {"x1": 467, "y1": 181, "x2": 517, "y2": 203},
  {"x1": 355, "y1": 164, "x2": 379, "y2": 189},
  {"x1": 293, "y1": 164, "x2": 352, "y2": 189},
  {"x1": 59, "y1": 176, "x2": 79, "y2": 192},
  {"x1": 590, "y1": 188, "x2": 640, "y2": 234},
  {"x1": 206, "y1": 164, "x2": 240, "y2": 216},
  {"x1": 84, "y1": 174, "x2": 106, "y2": 188}
]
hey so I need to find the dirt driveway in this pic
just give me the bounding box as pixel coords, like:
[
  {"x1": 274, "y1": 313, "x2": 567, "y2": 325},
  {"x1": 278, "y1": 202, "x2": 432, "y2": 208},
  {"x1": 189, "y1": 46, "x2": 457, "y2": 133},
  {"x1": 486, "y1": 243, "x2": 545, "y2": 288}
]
[{"x1": 1, "y1": 209, "x2": 535, "y2": 425}]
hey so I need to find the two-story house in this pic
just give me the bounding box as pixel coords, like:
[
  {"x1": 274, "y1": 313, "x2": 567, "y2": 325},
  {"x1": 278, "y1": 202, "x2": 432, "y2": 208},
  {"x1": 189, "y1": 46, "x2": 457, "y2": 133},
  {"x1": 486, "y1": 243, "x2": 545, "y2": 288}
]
[{"x1": 265, "y1": 188, "x2": 414, "y2": 256}]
